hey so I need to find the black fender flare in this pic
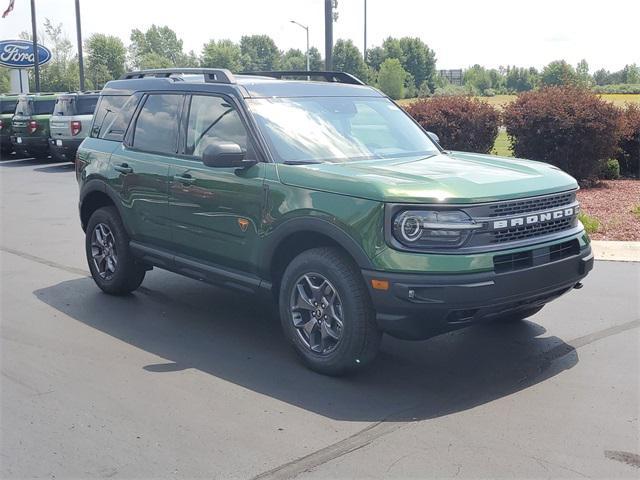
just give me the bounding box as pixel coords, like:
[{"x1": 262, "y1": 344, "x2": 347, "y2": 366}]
[
  {"x1": 79, "y1": 179, "x2": 129, "y2": 233},
  {"x1": 259, "y1": 216, "x2": 374, "y2": 278}
]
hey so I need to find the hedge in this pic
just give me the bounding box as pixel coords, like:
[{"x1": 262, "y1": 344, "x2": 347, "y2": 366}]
[
  {"x1": 403, "y1": 96, "x2": 500, "y2": 154},
  {"x1": 503, "y1": 86, "x2": 621, "y2": 180}
]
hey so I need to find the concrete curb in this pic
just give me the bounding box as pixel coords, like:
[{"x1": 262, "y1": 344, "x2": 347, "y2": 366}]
[{"x1": 591, "y1": 241, "x2": 640, "y2": 262}]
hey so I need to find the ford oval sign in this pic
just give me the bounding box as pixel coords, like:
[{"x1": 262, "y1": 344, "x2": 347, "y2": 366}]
[{"x1": 0, "y1": 40, "x2": 52, "y2": 68}]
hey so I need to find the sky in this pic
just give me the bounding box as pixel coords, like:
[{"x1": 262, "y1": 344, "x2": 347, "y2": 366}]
[{"x1": 1, "y1": 0, "x2": 639, "y2": 72}]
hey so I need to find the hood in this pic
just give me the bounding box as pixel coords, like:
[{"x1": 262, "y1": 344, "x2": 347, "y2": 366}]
[{"x1": 276, "y1": 152, "x2": 578, "y2": 204}]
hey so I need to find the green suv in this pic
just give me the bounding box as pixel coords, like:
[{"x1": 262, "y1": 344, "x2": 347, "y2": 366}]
[
  {"x1": 77, "y1": 69, "x2": 593, "y2": 375},
  {"x1": 1, "y1": 94, "x2": 19, "y2": 155},
  {"x1": 11, "y1": 92, "x2": 58, "y2": 158}
]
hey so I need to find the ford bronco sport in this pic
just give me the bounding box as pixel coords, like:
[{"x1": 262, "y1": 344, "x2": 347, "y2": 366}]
[
  {"x1": 11, "y1": 92, "x2": 58, "y2": 158},
  {"x1": 77, "y1": 68, "x2": 593, "y2": 375},
  {"x1": 0, "y1": 94, "x2": 19, "y2": 155},
  {"x1": 49, "y1": 91, "x2": 99, "y2": 162}
]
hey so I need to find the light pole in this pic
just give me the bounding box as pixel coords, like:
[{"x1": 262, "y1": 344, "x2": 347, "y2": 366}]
[{"x1": 290, "y1": 20, "x2": 310, "y2": 71}]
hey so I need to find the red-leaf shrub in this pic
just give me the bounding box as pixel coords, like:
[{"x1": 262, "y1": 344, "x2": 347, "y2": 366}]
[
  {"x1": 503, "y1": 86, "x2": 621, "y2": 180},
  {"x1": 404, "y1": 96, "x2": 500, "y2": 154},
  {"x1": 617, "y1": 103, "x2": 640, "y2": 177}
]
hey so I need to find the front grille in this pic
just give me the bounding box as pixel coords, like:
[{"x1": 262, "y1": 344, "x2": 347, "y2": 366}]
[
  {"x1": 492, "y1": 217, "x2": 574, "y2": 243},
  {"x1": 488, "y1": 192, "x2": 574, "y2": 217}
]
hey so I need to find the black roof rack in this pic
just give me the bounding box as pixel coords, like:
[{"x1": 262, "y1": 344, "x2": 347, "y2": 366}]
[
  {"x1": 240, "y1": 70, "x2": 365, "y2": 86},
  {"x1": 119, "y1": 68, "x2": 235, "y2": 84}
]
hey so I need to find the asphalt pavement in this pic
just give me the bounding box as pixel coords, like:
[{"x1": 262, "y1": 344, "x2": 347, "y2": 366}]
[{"x1": 1, "y1": 154, "x2": 639, "y2": 479}]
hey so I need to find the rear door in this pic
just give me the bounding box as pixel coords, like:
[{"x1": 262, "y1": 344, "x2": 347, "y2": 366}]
[
  {"x1": 167, "y1": 93, "x2": 265, "y2": 274},
  {"x1": 109, "y1": 93, "x2": 183, "y2": 249}
]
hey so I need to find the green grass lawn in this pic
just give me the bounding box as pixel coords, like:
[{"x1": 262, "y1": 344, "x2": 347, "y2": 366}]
[
  {"x1": 400, "y1": 93, "x2": 640, "y2": 109},
  {"x1": 491, "y1": 129, "x2": 512, "y2": 157}
]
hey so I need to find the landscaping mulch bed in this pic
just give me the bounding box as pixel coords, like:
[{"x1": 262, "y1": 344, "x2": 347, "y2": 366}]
[{"x1": 577, "y1": 179, "x2": 640, "y2": 241}]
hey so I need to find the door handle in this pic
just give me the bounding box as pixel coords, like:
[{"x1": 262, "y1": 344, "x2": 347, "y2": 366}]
[
  {"x1": 114, "y1": 163, "x2": 133, "y2": 174},
  {"x1": 173, "y1": 174, "x2": 196, "y2": 184}
]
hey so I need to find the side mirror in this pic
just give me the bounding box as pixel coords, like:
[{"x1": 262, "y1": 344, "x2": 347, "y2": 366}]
[
  {"x1": 427, "y1": 131, "x2": 441, "y2": 146},
  {"x1": 202, "y1": 142, "x2": 254, "y2": 168}
]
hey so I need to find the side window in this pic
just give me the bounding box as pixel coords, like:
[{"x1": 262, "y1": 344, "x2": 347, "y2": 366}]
[
  {"x1": 186, "y1": 95, "x2": 249, "y2": 158},
  {"x1": 132, "y1": 94, "x2": 182, "y2": 154},
  {"x1": 102, "y1": 93, "x2": 141, "y2": 141},
  {"x1": 91, "y1": 95, "x2": 128, "y2": 139}
]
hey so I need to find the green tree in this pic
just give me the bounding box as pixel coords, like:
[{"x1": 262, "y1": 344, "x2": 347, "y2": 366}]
[
  {"x1": 129, "y1": 25, "x2": 190, "y2": 68},
  {"x1": 85, "y1": 34, "x2": 126, "y2": 88},
  {"x1": 540, "y1": 60, "x2": 578, "y2": 86},
  {"x1": 308, "y1": 47, "x2": 323, "y2": 70},
  {"x1": 397, "y1": 37, "x2": 436, "y2": 90},
  {"x1": 33, "y1": 19, "x2": 80, "y2": 91},
  {"x1": 593, "y1": 68, "x2": 610, "y2": 86},
  {"x1": 201, "y1": 39, "x2": 243, "y2": 71},
  {"x1": 622, "y1": 64, "x2": 640, "y2": 84},
  {"x1": 463, "y1": 64, "x2": 492, "y2": 94},
  {"x1": 240, "y1": 35, "x2": 280, "y2": 71},
  {"x1": 505, "y1": 66, "x2": 538, "y2": 92},
  {"x1": 279, "y1": 48, "x2": 307, "y2": 70},
  {"x1": 381, "y1": 37, "x2": 403, "y2": 62},
  {"x1": 332, "y1": 39, "x2": 368, "y2": 81},
  {"x1": 576, "y1": 59, "x2": 591, "y2": 87},
  {"x1": 0, "y1": 68, "x2": 10, "y2": 93},
  {"x1": 377, "y1": 58, "x2": 406, "y2": 99},
  {"x1": 365, "y1": 46, "x2": 385, "y2": 71}
]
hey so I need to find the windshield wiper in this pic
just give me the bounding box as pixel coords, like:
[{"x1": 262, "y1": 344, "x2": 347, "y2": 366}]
[{"x1": 282, "y1": 160, "x2": 323, "y2": 165}]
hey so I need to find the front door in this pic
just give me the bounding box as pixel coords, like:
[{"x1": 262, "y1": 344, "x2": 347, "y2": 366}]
[{"x1": 168, "y1": 94, "x2": 265, "y2": 275}]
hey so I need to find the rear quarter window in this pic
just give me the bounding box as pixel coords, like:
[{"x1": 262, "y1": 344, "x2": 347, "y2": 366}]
[
  {"x1": 91, "y1": 94, "x2": 141, "y2": 141},
  {"x1": 77, "y1": 97, "x2": 98, "y2": 115}
]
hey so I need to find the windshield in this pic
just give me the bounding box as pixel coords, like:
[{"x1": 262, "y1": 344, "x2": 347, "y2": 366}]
[
  {"x1": 247, "y1": 96, "x2": 439, "y2": 163},
  {"x1": 0, "y1": 99, "x2": 17, "y2": 114}
]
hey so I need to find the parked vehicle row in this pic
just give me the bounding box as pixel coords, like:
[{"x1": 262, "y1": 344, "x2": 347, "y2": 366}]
[{"x1": 0, "y1": 91, "x2": 99, "y2": 161}]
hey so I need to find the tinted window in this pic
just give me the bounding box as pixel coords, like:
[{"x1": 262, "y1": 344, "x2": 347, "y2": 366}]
[
  {"x1": 53, "y1": 97, "x2": 74, "y2": 116},
  {"x1": 186, "y1": 95, "x2": 248, "y2": 158},
  {"x1": 91, "y1": 95, "x2": 128, "y2": 139},
  {"x1": 77, "y1": 97, "x2": 98, "y2": 115},
  {"x1": 133, "y1": 94, "x2": 181, "y2": 154},
  {"x1": 102, "y1": 94, "x2": 141, "y2": 141},
  {"x1": 0, "y1": 100, "x2": 17, "y2": 114},
  {"x1": 32, "y1": 100, "x2": 56, "y2": 115}
]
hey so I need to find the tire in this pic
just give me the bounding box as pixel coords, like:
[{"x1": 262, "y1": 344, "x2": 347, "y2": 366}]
[
  {"x1": 497, "y1": 305, "x2": 544, "y2": 323},
  {"x1": 278, "y1": 247, "x2": 381, "y2": 376},
  {"x1": 85, "y1": 206, "x2": 146, "y2": 295}
]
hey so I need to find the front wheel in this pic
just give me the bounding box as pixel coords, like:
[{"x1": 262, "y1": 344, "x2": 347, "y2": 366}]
[
  {"x1": 85, "y1": 206, "x2": 146, "y2": 295},
  {"x1": 278, "y1": 247, "x2": 381, "y2": 376}
]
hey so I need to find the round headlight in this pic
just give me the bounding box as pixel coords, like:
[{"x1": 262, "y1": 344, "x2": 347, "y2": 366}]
[{"x1": 400, "y1": 215, "x2": 422, "y2": 242}]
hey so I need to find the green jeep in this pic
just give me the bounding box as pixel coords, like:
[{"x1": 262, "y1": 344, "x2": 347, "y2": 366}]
[
  {"x1": 1, "y1": 94, "x2": 20, "y2": 155},
  {"x1": 77, "y1": 69, "x2": 593, "y2": 375},
  {"x1": 11, "y1": 92, "x2": 58, "y2": 158}
]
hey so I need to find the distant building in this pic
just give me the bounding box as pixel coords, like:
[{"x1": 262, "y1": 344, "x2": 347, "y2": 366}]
[{"x1": 438, "y1": 69, "x2": 463, "y2": 86}]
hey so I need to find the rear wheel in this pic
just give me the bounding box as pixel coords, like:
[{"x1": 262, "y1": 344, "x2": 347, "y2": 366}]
[
  {"x1": 279, "y1": 247, "x2": 381, "y2": 376},
  {"x1": 85, "y1": 206, "x2": 146, "y2": 295}
]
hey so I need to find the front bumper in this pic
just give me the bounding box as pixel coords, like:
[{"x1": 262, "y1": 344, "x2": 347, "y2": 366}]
[
  {"x1": 49, "y1": 137, "x2": 82, "y2": 159},
  {"x1": 362, "y1": 243, "x2": 593, "y2": 340}
]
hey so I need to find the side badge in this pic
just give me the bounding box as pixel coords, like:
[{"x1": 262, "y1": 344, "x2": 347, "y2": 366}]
[{"x1": 237, "y1": 218, "x2": 250, "y2": 232}]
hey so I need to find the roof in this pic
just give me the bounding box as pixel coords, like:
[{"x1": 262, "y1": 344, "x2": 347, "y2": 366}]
[{"x1": 103, "y1": 69, "x2": 383, "y2": 98}]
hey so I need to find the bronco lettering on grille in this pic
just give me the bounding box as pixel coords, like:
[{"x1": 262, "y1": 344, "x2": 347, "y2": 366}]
[{"x1": 492, "y1": 206, "x2": 578, "y2": 230}]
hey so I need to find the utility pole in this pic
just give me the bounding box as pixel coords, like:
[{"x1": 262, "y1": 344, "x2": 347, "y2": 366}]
[
  {"x1": 324, "y1": 0, "x2": 333, "y2": 70},
  {"x1": 30, "y1": 0, "x2": 40, "y2": 92},
  {"x1": 363, "y1": 0, "x2": 367, "y2": 61},
  {"x1": 75, "y1": 0, "x2": 85, "y2": 91}
]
